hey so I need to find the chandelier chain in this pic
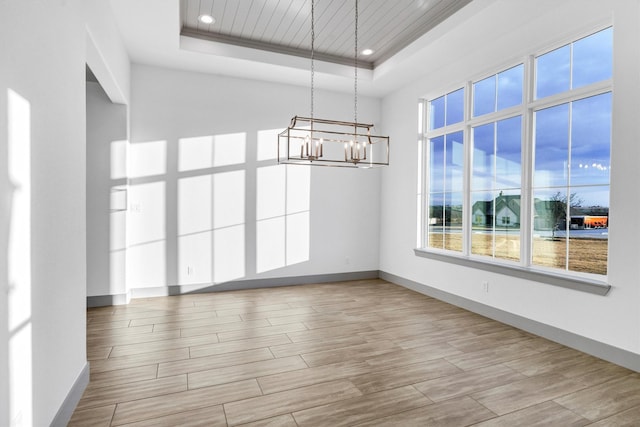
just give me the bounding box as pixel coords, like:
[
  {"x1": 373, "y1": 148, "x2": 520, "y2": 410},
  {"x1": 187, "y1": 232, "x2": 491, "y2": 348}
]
[
  {"x1": 354, "y1": 0, "x2": 358, "y2": 124},
  {"x1": 310, "y1": 0, "x2": 315, "y2": 122}
]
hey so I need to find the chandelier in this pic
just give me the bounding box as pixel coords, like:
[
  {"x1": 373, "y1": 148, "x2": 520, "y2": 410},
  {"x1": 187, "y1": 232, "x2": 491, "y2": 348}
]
[{"x1": 278, "y1": 0, "x2": 389, "y2": 168}]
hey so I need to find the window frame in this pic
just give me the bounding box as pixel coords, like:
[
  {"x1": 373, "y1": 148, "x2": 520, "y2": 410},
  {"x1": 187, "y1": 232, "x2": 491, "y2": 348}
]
[{"x1": 417, "y1": 27, "x2": 613, "y2": 296}]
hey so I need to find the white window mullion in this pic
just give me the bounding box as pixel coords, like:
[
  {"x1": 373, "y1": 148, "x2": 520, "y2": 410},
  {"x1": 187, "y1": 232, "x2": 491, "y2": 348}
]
[
  {"x1": 462, "y1": 80, "x2": 473, "y2": 256},
  {"x1": 521, "y1": 54, "x2": 535, "y2": 268}
]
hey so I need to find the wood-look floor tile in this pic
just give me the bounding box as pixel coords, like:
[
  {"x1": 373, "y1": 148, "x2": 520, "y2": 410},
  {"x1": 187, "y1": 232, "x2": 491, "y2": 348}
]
[
  {"x1": 258, "y1": 360, "x2": 371, "y2": 394},
  {"x1": 76, "y1": 375, "x2": 187, "y2": 410},
  {"x1": 357, "y1": 321, "x2": 441, "y2": 342},
  {"x1": 397, "y1": 328, "x2": 477, "y2": 349},
  {"x1": 109, "y1": 332, "x2": 219, "y2": 358},
  {"x1": 215, "y1": 303, "x2": 294, "y2": 317},
  {"x1": 189, "y1": 334, "x2": 291, "y2": 358},
  {"x1": 270, "y1": 334, "x2": 367, "y2": 358},
  {"x1": 87, "y1": 324, "x2": 154, "y2": 339},
  {"x1": 224, "y1": 379, "x2": 362, "y2": 426},
  {"x1": 587, "y1": 404, "x2": 640, "y2": 426},
  {"x1": 87, "y1": 345, "x2": 113, "y2": 360},
  {"x1": 292, "y1": 385, "x2": 432, "y2": 427},
  {"x1": 300, "y1": 313, "x2": 382, "y2": 330},
  {"x1": 447, "y1": 329, "x2": 531, "y2": 353},
  {"x1": 286, "y1": 322, "x2": 373, "y2": 343},
  {"x1": 504, "y1": 347, "x2": 604, "y2": 377},
  {"x1": 157, "y1": 347, "x2": 274, "y2": 377},
  {"x1": 352, "y1": 396, "x2": 495, "y2": 427},
  {"x1": 86, "y1": 319, "x2": 132, "y2": 332},
  {"x1": 414, "y1": 364, "x2": 527, "y2": 402},
  {"x1": 471, "y1": 372, "x2": 592, "y2": 416},
  {"x1": 472, "y1": 401, "x2": 589, "y2": 426},
  {"x1": 351, "y1": 358, "x2": 462, "y2": 394},
  {"x1": 88, "y1": 364, "x2": 158, "y2": 389},
  {"x1": 87, "y1": 328, "x2": 182, "y2": 348},
  {"x1": 90, "y1": 348, "x2": 190, "y2": 374},
  {"x1": 236, "y1": 414, "x2": 298, "y2": 427},
  {"x1": 151, "y1": 314, "x2": 242, "y2": 332},
  {"x1": 218, "y1": 322, "x2": 307, "y2": 342},
  {"x1": 128, "y1": 310, "x2": 219, "y2": 327},
  {"x1": 74, "y1": 280, "x2": 640, "y2": 427},
  {"x1": 518, "y1": 336, "x2": 566, "y2": 352},
  {"x1": 67, "y1": 404, "x2": 115, "y2": 427},
  {"x1": 241, "y1": 306, "x2": 317, "y2": 321},
  {"x1": 301, "y1": 340, "x2": 400, "y2": 367},
  {"x1": 116, "y1": 405, "x2": 227, "y2": 427},
  {"x1": 364, "y1": 342, "x2": 462, "y2": 368},
  {"x1": 445, "y1": 342, "x2": 540, "y2": 371},
  {"x1": 180, "y1": 318, "x2": 271, "y2": 338},
  {"x1": 112, "y1": 379, "x2": 262, "y2": 426},
  {"x1": 188, "y1": 355, "x2": 307, "y2": 389},
  {"x1": 554, "y1": 374, "x2": 640, "y2": 421}
]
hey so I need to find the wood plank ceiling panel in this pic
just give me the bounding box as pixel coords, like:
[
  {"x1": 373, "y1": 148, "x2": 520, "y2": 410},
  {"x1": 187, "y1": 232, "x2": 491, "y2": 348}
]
[{"x1": 180, "y1": 0, "x2": 472, "y2": 69}]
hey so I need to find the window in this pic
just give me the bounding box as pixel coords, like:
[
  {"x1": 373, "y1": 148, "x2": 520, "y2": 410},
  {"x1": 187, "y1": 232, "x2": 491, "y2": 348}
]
[{"x1": 421, "y1": 27, "x2": 612, "y2": 279}]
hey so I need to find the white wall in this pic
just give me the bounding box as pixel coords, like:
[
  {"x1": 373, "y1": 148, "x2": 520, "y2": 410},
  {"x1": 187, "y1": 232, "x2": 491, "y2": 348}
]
[
  {"x1": 128, "y1": 64, "x2": 381, "y2": 293},
  {"x1": 380, "y1": 0, "x2": 640, "y2": 354},
  {"x1": 86, "y1": 81, "x2": 128, "y2": 299},
  {"x1": 0, "y1": 0, "x2": 129, "y2": 425}
]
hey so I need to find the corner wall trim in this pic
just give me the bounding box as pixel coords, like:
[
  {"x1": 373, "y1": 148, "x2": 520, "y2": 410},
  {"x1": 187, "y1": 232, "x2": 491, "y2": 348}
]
[
  {"x1": 379, "y1": 270, "x2": 640, "y2": 373},
  {"x1": 50, "y1": 362, "x2": 90, "y2": 427}
]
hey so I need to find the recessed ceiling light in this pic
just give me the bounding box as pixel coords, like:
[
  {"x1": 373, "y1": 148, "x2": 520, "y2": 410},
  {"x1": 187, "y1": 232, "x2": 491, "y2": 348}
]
[
  {"x1": 198, "y1": 14, "x2": 215, "y2": 25},
  {"x1": 361, "y1": 48, "x2": 374, "y2": 56}
]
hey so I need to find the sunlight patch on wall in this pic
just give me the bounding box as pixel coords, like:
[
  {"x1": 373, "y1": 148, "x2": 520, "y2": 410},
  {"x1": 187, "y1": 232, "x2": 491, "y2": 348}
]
[
  {"x1": 213, "y1": 132, "x2": 246, "y2": 167},
  {"x1": 257, "y1": 128, "x2": 282, "y2": 161},
  {"x1": 213, "y1": 171, "x2": 245, "y2": 228},
  {"x1": 256, "y1": 164, "x2": 310, "y2": 273},
  {"x1": 178, "y1": 175, "x2": 212, "y2": 285},
  {"x1": 213, "y1": 170, "x2": 245, "y2": 282},
  {"x1": 127, "y1": 181, "x2": 166, "y2": 287},
  {"x1": 178, "y1": 135, "x2": 213, "y2": 172},
  {"x1": 129, "y1": 140, "x2": 166, "y2": 178},
  {"x1": 7, "y1": 89, "x2": 33, "y2": 427},
  {"x1": 214, "y1": 225, "x2": 245, "y2": 283}
]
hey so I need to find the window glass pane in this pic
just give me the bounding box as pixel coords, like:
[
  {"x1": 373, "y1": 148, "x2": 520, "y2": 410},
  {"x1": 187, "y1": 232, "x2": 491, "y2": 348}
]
[
  {"x1": 566, "y1": 186, "x2": 608, "y2": 275},
  {"x1": 445, "y1": 131, "x2": 464, "y2": 192},
  {"x1": 471, "y1": 190, "x2": 520, "y2": 261},
  {"x1": 536, "y1": 45, "x2": 570, "y2": 99},
  {"x1": 429, "y1": 96, "x2": 445, "y2": 130},
  {"x1": 446, "y1": 88, "x2": 464, "y2": 125},
  {"x1": 472, "y1": 123, "x2": 494, "y2": 191},
  {"x1": 573, "y1": 28, "x2": 612, "y2": 89},
  {"x1": 428, "y1": 193, "x2": 445, "y2": 250},
  {"x1": 570, "y1": 93, "x2": 612, "y2": 186},
  {"x1": 471, "y1": 191, "x2": 494, "y2": 257},
  {"x1": 443, "y1": 192, "x2": 463, "y2": 252},
  {"x1": 473, "y1": 75, "x2": 495, "y2": 117},
  {"x1": 497, "y1": 65, "x2": 524, "y2": 110},
  {"x1": 532, "y1": 189, "x2": 568, "y2": 270},
  {"x1": 534, "y1": 103, "x2": 569, "y2": 188},
  {"x1": 495, "y1": 116, "x2": 522, "y2": 189},
  {"x1": 429, "y1": 136, "x2": 445, "y2": 194}
]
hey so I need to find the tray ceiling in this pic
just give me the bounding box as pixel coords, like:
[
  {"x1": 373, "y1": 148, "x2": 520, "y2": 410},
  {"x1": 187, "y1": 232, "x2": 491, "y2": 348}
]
[{"x1": 180, "y1": 0, "x2": 473, "y2": 69}]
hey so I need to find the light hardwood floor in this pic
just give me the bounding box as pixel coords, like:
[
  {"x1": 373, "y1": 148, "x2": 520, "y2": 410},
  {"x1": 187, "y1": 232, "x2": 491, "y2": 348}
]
[{"x1": 70, "y1": 279, "x2": 640, "y2": 426}]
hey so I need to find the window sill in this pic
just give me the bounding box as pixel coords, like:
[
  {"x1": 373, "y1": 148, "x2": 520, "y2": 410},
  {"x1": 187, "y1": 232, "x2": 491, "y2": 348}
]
[{"x1": 413, "y1": 248, "x2": 611, "y2": 296}]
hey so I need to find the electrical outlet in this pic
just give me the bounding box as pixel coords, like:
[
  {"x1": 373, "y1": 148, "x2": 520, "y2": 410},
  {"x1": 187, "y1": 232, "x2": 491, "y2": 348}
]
[
  {"x1": 345, "y1": 257, "x2": 350, "y2": 265},
  {"x1": 482, "y1": 281, "x2": 489, "y2": 293},
  {"x1": 187, "y1": 266, "x2": 194, "y2": 276}
]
